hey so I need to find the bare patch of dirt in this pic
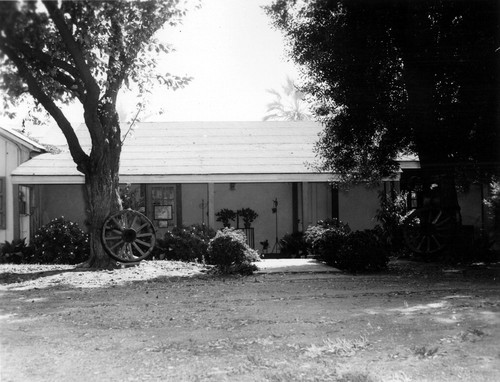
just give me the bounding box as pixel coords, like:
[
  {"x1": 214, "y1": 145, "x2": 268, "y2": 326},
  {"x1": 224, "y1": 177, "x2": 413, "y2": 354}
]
[{"x1": 1, "y1": 260, "x2": 499, "y2": 381}]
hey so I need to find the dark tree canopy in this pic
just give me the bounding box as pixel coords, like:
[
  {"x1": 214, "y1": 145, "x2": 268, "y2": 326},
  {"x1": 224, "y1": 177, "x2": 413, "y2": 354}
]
[
  {"x1": 0, "y1": 1, "x2": 192, "y2": 267},
  {"x1": 266, "y1": 0, "x2": 499, "y2": 184}
]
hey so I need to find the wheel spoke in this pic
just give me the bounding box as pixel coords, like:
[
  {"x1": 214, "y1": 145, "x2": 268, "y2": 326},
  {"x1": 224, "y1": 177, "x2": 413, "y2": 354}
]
[
  {"x1": 111, "y1": 217, "x2": 124, "y2": 230},
  {"x1": 416, "y1": 235, "x2": 426, "y2": 252},
  {"x1": 135, "y1": 239, "x2": 152, "y2": 248},
  {"x1": 430, "y1": 234, "x2": 442, "y2": 248},
  {"x1": 110, "y1": 240, "x2": 125, "y2": 251},
  {"x1": 136, "y1": 222, "x2": 150, "y2": 231},
  {"x1": 431, "y1": 210, "x2": 442, "y2": 224},
  {"x1": 137, "y1": 232, "x2": 153, "y2": 238},
  {"x1": 130, "y1": 214, "x2": 138, "y2": 229},
  {"x1": 102, "y1": 210, "x2": 155, "y2": 262},
  {"x1": 104, "y1": 235, "x2": 123, "y2": 241},
  {"x1": 132, "y1": 242, "x2": 145, "y2": 256}
]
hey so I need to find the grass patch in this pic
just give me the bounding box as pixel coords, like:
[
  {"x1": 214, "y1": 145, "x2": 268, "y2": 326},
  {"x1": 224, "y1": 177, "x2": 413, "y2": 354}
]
[{"x1": 304, "y1": 336, "x2": 369, "y2": 358}]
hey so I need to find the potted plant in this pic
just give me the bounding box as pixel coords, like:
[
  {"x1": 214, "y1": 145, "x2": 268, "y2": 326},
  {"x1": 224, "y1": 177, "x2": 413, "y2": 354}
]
[
  {"x1": 238, "y1": 208, "x2": 258, "y2": 228},
  {"x1": 215, "y1": 208, "x2": 236, "y2": 228}
]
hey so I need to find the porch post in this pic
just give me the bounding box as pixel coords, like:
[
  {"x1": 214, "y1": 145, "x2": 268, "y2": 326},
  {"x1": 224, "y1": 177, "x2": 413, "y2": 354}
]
[
  {"x1": 292, "y1": 183, "x2": 299, "y2": 233},
  {"x1": 207, "y1": 183, "x2": 215, "y2": 228},
  {"x1": 331, "y1": 186, "x2": 339, "y2": 220},
  {"x1": 302, "y1": 182, "x2": 312, "y2": 229}
]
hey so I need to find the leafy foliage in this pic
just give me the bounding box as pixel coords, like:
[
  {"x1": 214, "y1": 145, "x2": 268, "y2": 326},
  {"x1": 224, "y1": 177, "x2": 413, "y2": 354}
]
[
  {"x1": 215, "y1": 209, "x2": 237, "y2": 228},
  {"x1": 30, "y1": 217, "x2": 89, "y2": 264},
  {"x1": 0, "y1": 238, "x2": 28, "y2": 264},
  {"x1": 304, "y1": 219, "x2": 389, "y2": 272},
  {"x1": 263, "y1": 76, "x2": 311, "y2": 121},
  {"x1": 375, "y1": 191, "x2": 409, "y2": 254},
  {"x1": 265, "y1": 0, "x2": 499, "y2": 184},
  {"x1": 279, "y1": 232, "x2": 307, "y2": 258},
  {"x1": 484, "y1": 177, "x2": 500, "y2": 236},
  {"x1": 154, "y1": 224, "x2": 216, "y2": 263},
  {"x1": 335, "y1": 229, "x2": 390, "y2": 273},
  {"x1": 0, "y1": 1, "x2": 193, "y2": 267},
  {"x1": 0, "y1": 1, "x2": 192, "y2": 114},
  {"x1": 206, "y1": 228, "x2": 260, "y2": 274},
  {"x1": 119, "y1": 184, "x2": 144, "y2": 211},
  {"x1": 304, "y1": 219, "x2": 351, "y2": 263},
  {"x1": 237, "y1": 208, "x2": 259, "y2": 228}
]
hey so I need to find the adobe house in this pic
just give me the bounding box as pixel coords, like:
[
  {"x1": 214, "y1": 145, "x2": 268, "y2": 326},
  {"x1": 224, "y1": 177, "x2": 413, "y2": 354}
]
[
  {"x1": 0, "y1": 126, "x2": 46, "y2": 244},
  {"x1": 9, "y1": 121, "x2": 486, "y2": 253}
]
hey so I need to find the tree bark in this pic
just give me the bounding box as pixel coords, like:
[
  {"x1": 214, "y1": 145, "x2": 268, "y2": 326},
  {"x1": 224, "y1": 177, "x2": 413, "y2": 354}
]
[{"x1": 78, "y1": 107, "x2": 123, "y2": 269}]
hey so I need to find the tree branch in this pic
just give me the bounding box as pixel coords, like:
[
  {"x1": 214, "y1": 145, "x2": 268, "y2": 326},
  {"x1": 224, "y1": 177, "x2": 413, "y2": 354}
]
[
  {"x1": 43, "y1": 1, "x2": 106, "y2": 158},
  {"x1": 13, "y1": 38, "x2": 79, "y2": 79},
  {"x1": 42, "y1": 1, "x2": 99, "y2": 106},
  {"x1": 0, "y1": 41, "x2": 90, "y2": 174}
]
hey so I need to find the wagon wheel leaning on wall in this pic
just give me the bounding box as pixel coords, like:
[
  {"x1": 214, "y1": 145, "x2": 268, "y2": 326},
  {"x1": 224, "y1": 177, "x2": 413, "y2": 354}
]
[
  {"x1": 402, "y1": 207, "x2": 457, "y2": 256},
  {"x1": 102, "y1": 209, "x2": 156, "y2": 263}
]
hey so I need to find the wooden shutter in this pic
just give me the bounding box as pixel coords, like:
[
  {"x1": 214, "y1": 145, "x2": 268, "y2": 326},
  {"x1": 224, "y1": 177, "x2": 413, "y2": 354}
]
[{"x1": 0, "y1": 177, "x2": 5, "y2": 229}]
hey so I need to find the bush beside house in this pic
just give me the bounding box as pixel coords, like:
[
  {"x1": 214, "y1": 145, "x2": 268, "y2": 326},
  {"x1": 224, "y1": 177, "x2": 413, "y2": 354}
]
[{"x1": 206, "y1": 228, "x2": 260, "y2": 274}]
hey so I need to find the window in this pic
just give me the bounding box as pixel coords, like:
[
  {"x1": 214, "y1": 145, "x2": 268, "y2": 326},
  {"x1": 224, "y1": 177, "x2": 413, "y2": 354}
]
[{"x1": 0, "y1": 177, "x2": 5, "y2": 229}]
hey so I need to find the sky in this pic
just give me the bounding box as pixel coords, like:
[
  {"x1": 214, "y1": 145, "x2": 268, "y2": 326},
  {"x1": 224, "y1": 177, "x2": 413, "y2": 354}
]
[
  {"x1": 0, "y1": 0, "x2": 301, "y2": 144},
  {"x1": 143, "y1": 0, "x2": 300, "y2": 122}
]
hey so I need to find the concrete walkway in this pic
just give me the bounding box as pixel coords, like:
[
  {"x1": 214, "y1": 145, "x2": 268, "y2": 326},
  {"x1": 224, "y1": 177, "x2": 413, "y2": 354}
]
[{"x1": 255, "y1": 258, "x2": 340, "y2": 274}]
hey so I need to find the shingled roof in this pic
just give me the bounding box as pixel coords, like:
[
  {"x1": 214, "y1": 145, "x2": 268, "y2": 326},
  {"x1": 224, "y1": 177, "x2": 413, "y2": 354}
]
[
  {"x1": 0, "y1": 125, "x2": 47, "y2": 153},
  {"x1": 11, "y1": 121, "x2": 340, "y2": 184},
  {"x1": 11, "y1": 121, "x2": 420, "y2": 184}
]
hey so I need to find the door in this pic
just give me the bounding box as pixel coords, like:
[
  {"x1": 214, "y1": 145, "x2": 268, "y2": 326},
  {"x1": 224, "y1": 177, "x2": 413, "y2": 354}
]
[{"x1": 147, "y1": 185, "x2": 176, "y2": 236}]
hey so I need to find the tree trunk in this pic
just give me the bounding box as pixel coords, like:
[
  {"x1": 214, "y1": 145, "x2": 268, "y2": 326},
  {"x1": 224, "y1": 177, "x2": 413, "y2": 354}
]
[
  {"x1": 78, "y1": 110, "x2": 122, "y2": 269},
  {"x1": 83, "y1": 168, "x2": 122, "y2": 268},
  {"x1": 395, "y1": 0, "x2": 462, "y2": 219}
]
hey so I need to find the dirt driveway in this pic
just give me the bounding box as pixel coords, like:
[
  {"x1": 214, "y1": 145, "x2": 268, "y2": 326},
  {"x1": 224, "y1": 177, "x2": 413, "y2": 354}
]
[{"x1": 1, "y1": 260, "x2": 499, "y2": 382}]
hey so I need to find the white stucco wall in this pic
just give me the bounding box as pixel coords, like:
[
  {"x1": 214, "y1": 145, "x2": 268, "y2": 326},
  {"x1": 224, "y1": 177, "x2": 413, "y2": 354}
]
[
  {"x1": 181, "y1": 182, "x2": 334, "y2": 250},
  {"x1": 213, "y1": 183, "x2": 294, "y2": 251},
  {"x1": 39, "y1": 184, "x2": 87, "y2": 229},
  {"x1": 1, "y1": 135, "x2": 32, "y2": 243},
  {"x1": 339, "y1": 184, "x2": 383, "y2": 231},
  {"x1": 181, "y1": 183, "x2": 210, "y2": 226},
  {"x1": 458, "y1": 183, "x2": 484, "y2": 230}
]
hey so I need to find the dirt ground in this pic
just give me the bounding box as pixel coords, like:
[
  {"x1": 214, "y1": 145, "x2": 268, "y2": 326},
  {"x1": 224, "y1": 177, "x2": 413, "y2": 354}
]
[{"x1": 0, "y1": 260, "x2": 499, "y2": 382}]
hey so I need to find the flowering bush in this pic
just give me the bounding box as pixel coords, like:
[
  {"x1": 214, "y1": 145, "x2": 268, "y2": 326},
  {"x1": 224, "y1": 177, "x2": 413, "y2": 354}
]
[
  {"x1": 206, "y1": 228, "x2": 260, "y2": 274},
  {"x1": 375, "y1": 191, "x2": 408, "y2": 254},
  {"x1": 154, "y1": 224, "x2": 216, "y2": 262},
  {"x1": 30, "y1": 217, "x2": 89, "y2": 264},
  {"x1": 304, "y1": 218, "x2": 351, "y2": 264}
]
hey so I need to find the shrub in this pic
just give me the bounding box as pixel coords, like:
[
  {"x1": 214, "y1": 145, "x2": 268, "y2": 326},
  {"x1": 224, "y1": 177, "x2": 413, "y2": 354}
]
[
  {"x1": 215, "y1": 208, "x2": 236, "y2": 228},
  {"x1": 237, "y1": 208, "x2": 258, "y2": 228},
  {"x1": 335, "y1": 229, "x2": 389, "y2": 273},
  {"x1": 154, "y1": 224, "x2": 216, "y2": 262},
  {"x1": 375, "y1": 191, "x2": 408, "y2": 254},
  {"x1": 304, "y1": 218, "x2": 351, "y2": 265},
  {"x1": 279, "y1": 232, "x2": 307, "y2": 258},
  {"x1": 30, "y1": 217, "x2": 89, "y2": 264},
  {"x1": 0, "y1": 238, "x2": 28, "y2": 264},
  {"x1": 206, "y1": 228, "x2": 259, "y2": 274}
]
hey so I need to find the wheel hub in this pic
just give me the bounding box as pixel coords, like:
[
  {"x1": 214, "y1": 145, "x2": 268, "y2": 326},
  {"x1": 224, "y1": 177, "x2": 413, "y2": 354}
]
[{"x1": 122, "y1": 228, "x2": 137, "y2": 243}]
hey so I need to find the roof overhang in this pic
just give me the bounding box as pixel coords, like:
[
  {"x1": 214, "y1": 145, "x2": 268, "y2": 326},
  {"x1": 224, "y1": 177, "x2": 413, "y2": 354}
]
[
  {"x1": 0, "y1": 126, "x2": 46, "y2": 152},
  {"x1": 11, "y1": 172, "x2": 337, "y2": 185}
]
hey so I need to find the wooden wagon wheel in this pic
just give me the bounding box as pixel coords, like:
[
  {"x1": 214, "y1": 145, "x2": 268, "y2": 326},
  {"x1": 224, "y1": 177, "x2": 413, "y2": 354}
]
[
  {"x1": 403, "y1": 207, "x2": 457, "y2": 255},
  {"x1": 102, "y1": 209, "x2": 156, "y2": 263}
]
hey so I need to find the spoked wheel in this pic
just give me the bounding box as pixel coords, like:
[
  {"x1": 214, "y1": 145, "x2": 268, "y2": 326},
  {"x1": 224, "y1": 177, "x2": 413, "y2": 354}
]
[
  {"x1": 403, "y1": 207, "x2": 457, "y2": 256},
  {"x1": 102, "y1": 209, "x2": 156, "y2": 263}
]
